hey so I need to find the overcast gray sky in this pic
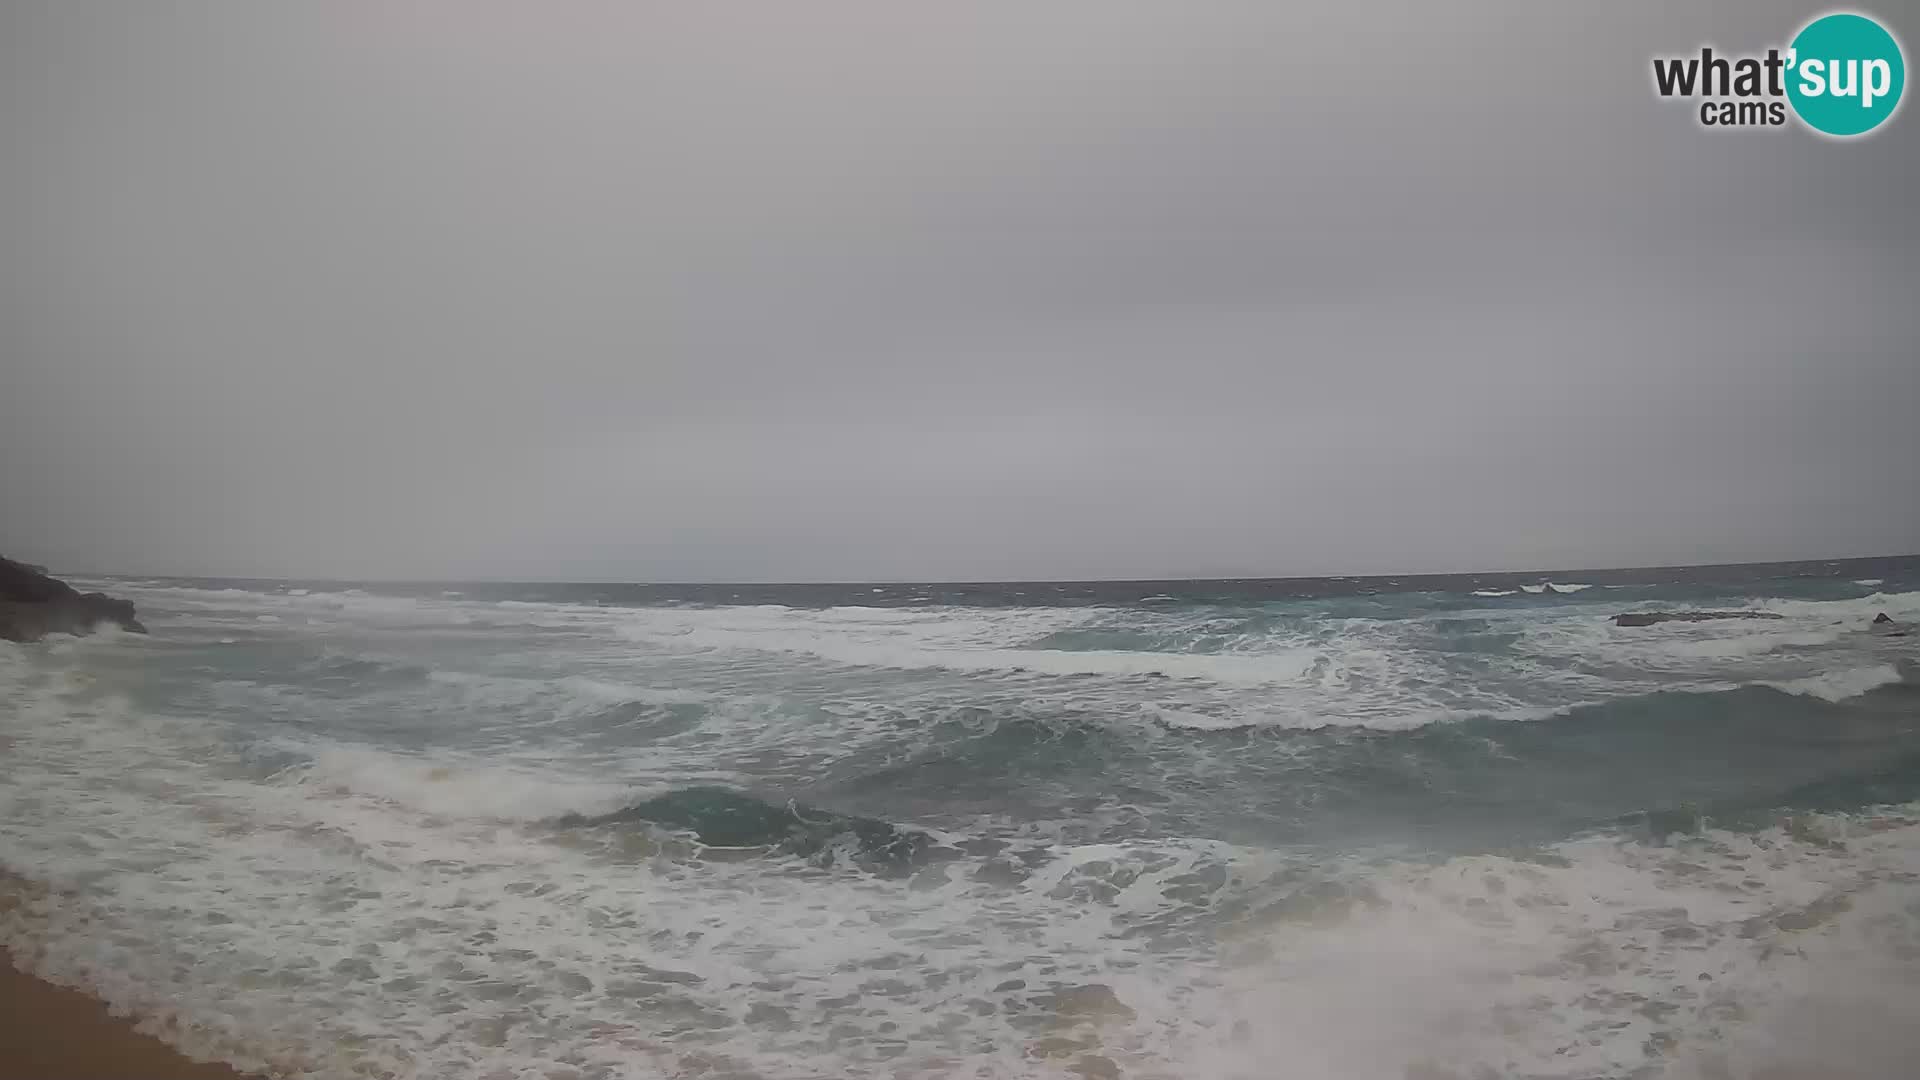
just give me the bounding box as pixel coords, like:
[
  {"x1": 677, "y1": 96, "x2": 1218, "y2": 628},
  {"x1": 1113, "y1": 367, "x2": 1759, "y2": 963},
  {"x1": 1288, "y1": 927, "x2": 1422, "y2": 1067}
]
[{"x1": 3, "y1": 3, "x2": 1916, "y2": 582}]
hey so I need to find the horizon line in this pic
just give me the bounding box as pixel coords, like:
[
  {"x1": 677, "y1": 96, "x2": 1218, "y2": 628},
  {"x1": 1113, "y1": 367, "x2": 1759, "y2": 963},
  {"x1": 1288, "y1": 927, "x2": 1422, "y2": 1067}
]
[{"x1": 47, "y1": 550, "x2": 1920, "y2": 590}]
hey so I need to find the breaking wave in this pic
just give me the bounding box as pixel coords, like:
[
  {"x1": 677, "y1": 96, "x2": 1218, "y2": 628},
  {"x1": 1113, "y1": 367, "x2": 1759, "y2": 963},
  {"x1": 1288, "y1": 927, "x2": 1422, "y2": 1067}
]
[{"x1": 5, "y1": 561, "x2": 1918, "y2": 1079}]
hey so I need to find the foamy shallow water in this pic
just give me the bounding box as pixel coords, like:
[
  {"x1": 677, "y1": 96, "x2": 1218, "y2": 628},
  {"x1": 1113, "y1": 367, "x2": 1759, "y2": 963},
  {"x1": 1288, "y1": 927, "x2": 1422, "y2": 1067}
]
[{"x1": 3, "y1": 573, "x2": 1920, "y2": 1078}]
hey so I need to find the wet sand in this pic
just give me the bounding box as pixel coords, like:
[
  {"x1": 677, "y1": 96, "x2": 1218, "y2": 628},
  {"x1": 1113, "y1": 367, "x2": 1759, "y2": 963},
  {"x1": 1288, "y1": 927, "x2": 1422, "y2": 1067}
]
[{"x1": 1, "y1": 947, "x2": 259, "y2": 1080}]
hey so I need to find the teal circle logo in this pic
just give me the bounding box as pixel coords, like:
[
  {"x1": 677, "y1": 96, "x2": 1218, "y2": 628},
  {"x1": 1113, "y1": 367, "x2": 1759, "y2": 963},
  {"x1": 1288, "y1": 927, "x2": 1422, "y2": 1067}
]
[{"x1": 1787, "y1": 12, "x2": 1906, "y2": 136}]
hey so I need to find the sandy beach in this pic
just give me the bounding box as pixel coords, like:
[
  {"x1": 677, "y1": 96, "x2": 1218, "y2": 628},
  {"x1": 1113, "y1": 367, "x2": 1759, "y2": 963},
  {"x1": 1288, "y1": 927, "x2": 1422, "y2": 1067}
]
[
  {"x1": 1, "y1": 867, "x2": 257, "y2": 1079},
  {"x1": 1, "y1": 947, "x2": 257, "y2": 1080}
]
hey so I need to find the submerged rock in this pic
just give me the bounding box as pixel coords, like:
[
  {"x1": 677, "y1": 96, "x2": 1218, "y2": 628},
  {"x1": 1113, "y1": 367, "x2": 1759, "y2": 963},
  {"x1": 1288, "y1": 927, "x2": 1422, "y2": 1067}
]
[
  {"x1": 1034, "y1": 983, "x2": 1136, "y2": 1024},
  {"x1": 555, "y1": 786, "x2": 935, "y2": 875},
  {"x1": 1611, "y1": 611, "x2": 1784, "y2": 628},
  {"x1": 0, "y1": 556, "x2": 145, "y2": 642}
]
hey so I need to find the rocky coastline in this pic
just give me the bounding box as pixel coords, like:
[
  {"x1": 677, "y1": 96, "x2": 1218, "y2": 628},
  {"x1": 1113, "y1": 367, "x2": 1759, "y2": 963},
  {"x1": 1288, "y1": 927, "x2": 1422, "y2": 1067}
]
[{"x1": 0, "y1": 556, "x2": 145, "y2": 642}]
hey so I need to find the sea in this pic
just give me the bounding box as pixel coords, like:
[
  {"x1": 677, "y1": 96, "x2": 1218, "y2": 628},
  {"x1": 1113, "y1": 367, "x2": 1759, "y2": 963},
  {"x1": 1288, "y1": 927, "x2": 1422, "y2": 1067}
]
[{"x1": 3, "y1": 555, "x2": 1920, "y2": 1080}]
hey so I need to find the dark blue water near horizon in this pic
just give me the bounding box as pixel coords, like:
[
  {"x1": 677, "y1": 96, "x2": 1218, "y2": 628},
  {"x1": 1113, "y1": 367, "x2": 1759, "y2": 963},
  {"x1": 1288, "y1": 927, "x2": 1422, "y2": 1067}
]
[{"x1": 96, "y1": 551, "x2": 1920, "y2": 608}]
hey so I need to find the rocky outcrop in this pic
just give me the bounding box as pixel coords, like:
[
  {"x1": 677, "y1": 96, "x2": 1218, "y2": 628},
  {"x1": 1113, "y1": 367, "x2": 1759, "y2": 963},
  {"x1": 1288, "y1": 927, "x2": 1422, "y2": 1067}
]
[
  {"x1": 0, "y1": 556, "x2": 145, "y2": 642},
  {"x1": 1872, "y1": 612, "x2": 1909, "y2": 637},
  {"x1": 1611, "y1": 610, "x2": 1785, "y2": 627}
]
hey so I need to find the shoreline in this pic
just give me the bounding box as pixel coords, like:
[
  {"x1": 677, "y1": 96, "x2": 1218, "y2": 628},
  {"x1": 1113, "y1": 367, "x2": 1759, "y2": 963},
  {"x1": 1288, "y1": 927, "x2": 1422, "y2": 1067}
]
[
  {"x1": 0, "y1": 870, "x2": 261, "y2": 1080},
  {"x1": 0, "y1": 948, "x2": 261, "y2": 1080}
]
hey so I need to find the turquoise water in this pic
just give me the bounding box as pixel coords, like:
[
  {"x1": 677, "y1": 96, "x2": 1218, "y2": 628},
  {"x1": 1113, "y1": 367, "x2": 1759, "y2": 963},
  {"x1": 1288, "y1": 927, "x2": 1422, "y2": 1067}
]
[{"x1": 2, "y1": 557, "x2": 1918, "y2": 1078}]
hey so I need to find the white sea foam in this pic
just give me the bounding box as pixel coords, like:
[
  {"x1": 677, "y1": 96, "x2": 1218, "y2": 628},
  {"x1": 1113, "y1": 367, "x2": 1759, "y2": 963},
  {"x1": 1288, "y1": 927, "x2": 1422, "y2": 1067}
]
[
  {"x1": 1766, "y1": 663, "x2": 1907, "y2": 702},
  {"x1": 757, "y1": 637, "x2": 1320, "y2": 685},
  {"x1": 1650, "y1": 628, "x2": 1846, "y2": 660},
  {"x1": 1471, "y1": 589, "x2": 1517, "y2": 597},
  {"x1": 288, "y1": 743, "x2": 639, "y2": 821},
  {"x1": 1196, "y1": 811, "x2": 1920, "y2": 1080},
  {"x1": 7, "y1": 643, "x2": 1920, "y2": 1080},
  {"x1": 98, "y1": 579, "x2": 1910, "y2": 730},
  {"x1": 423, "y1": 669, "x2": 712, "y2": 710},
  {"x1": 1149, "y1": 706, "x2": 1257, "y2": 731},
  {"x1": 615, "y1": 604, "x2": 1325, "y2": 686},
  {"x1": 6, "y1": 588, "x2": 1920, "y2": 1080},
  {"x1": 0, "y1": 649, "x2": 1193, "y2": 1077},
  {"x1": 1514, "y1": 590, "x2": 1920, "y2": 703},
  {"x1": 581, "y1": 586, "x2": 1915, "y2": 727},
  {"x1": 1752, "y1": 589, "x2": 1920, "y2": 621}
]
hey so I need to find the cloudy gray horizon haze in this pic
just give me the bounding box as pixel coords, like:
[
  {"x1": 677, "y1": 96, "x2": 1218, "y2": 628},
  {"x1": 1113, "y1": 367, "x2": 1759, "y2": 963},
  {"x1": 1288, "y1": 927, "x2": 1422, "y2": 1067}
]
[{"x1": 4, "y1": 3, "x2": 1917, "y2": 582}]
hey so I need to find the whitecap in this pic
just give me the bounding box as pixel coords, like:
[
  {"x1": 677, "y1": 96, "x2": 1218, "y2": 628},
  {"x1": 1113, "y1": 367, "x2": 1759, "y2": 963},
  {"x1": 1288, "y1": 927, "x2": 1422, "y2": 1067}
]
[
  {"x1": 1148, "y1": 707, "x2": 1256, "y2": 731},
  {"x1": 1766, "y1": 664, "x2": 1906, "y2": 702}
]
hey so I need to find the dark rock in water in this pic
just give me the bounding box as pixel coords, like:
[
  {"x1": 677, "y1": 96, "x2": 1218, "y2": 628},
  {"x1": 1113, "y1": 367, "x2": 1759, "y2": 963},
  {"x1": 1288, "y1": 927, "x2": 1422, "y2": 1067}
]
[
  {"x1": 556, "y1": 786, "x2": 934, "y2": 875},
  {"x1": 0, "y1": 557, "x2": 74, "y2": 604},
  {"x1": 1876, "y1": 613, "x2": 1895, "y2": 623},
  {"x1": 1871, "y1": 612, "x2": 1909, "y2": 637},
  {"x1": 1033, "y1": 983, "x2": 1136, "y2": 1023},
  {"x1": 0, "y1": 556, "x2": 145, "y2": 642},
  {"x1": 1611, "y1": 610, "x2": 1784, "y2": 628}
]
